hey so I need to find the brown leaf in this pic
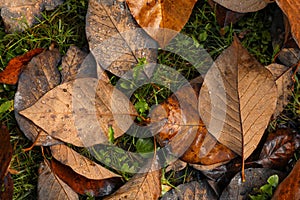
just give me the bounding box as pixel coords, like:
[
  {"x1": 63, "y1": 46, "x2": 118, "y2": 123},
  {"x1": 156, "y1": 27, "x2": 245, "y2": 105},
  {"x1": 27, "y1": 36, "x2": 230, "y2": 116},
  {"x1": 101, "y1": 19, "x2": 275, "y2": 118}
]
[
  {"x1": 271, "y1": 159, "x2": 300, "y2": 200},
  {"x1": 104, "y1": 161, "x2": 161, "y2": 200},
  {"x1": 126, "y1": 0, "x2": 197, "y2": 47},
  {"x1": 0, "y1": 173, "x2": 13, "y2": 200},
  {"x1": 276, "y1": 0, "x2": 300, "y2": 47},
  {"x1": 212, "y1": 0, "x2": 270, "y2": 13},
  {"x1": 199, "y1": 37, "x2": 277, "y2": 160},
  {"x1": 14, "y1": 48, "x2": 61, "y2": 146},
  {"x1": 86, "y1": 0, "x2": 157, "y2": 76},
  {"x1": 19, "y1": 78, "x2": 136, "y2": 147},
  {"x1": 38, "y1": 160, "x2": 78, "y2": 200},
  {"x1": 51, "y1": 144, "x2": 121, "y2": 180},
  {"x1": 277, "y1": 48, "x2": 300, "y2": 67},
  {"x1": 161, "y1": 181, "x2": 217, "y2": 200},
  {"x1": 0, "y1": 48, "x2": 44, "y2": 85},
  {"x1": 0, "y1": 125, "x2": 12, "y2": 182},
  {"x1": 220, "y1": 168, "x2": 286, "y2": 199},
  {"x1": 256, "y1": 128, "x2": 300, "y2": 169},
  {"x1": 51, "y1": 158, "x2": 122, "y2": 197},
  {"x1": 266, "y1": 64, "x2": 293, "y2": 119}
]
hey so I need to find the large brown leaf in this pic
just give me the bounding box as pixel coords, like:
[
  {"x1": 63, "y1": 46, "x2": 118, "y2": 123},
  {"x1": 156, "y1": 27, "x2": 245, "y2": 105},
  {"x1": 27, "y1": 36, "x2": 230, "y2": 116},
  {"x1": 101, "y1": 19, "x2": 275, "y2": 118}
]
[
  {"x1": 104, "y1": 161, "x2": 161, "y2": 200},
  {"x1": 51, "y1": 159, "x2": 122, "y2": 197},
  {"x1": 51, "y1": 144, "x2": 120, "y2": 180},
  {"x1": 276, "y1": 0, "x2": 300, "y2": 47},
  {"x1": 212, "y1": 0, "x2": 270, "y2": 13},
  {"x1": 19, "y1": 78, "x2": 136, "y2": 147},
  {"x1": 14, "y1": 48, "x2": 61, "y2": 146},
  {"x1": 86, "y1": 0, "x2": 157, "y2": 77},
  {"x1": 199, "y1": 37, "x2": 277, "y2": 161},
  {"x1": 126, "y1": 0, "x2": 197, "y2": 47},
  {"x1": 271, "y1": 159, "x2": 300, "y2": 200},
  {"x1": 38, "y1": 160, "x2": 78, "y2": 200}
]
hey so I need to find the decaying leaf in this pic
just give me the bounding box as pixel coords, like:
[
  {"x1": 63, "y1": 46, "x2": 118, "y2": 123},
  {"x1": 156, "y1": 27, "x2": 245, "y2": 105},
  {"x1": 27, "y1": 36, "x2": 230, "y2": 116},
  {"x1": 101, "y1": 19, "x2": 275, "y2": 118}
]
[
  {"x1": 51, "y1": 159, "x2": 122, "y2": 197},
  {"x1": 126, "y1": 0, "x2": 197, "y2": 47},
  {"x1": 212, "y1": 0, "x2": 270, "y2": 13},
  {"x1": 266, "y1": 63, "x2": 293, "y2": 119},
  {"x1": 277, "y1": 48, "x2": 300, "y2": 67},
  {"x1": 271, "y1": 159, "x2": 300, "y2": 200},
  {"x1": 51, "y1": 144, "x2": 121, "y2": 180},
  {"x1": 0, "y1": 125, "x2": 12, "y2": 182},
  {"x1": 20, "y1": 78, "x2": 136, "y2": 147},
  {"x1": 104, "y1": 161, "x2": 161, "y2": 200},
  {"x1": 86, "y1": 0, "x2": 157, "y2": 77},
  {"x1": 199, "y1": 37, "x2": 277, "y2": 161},
  {"x1": 14, "y1": 48, "x2": 61, "y2": 146},
  {"x1": 161, "y1": 180, "x2": 217, "y2": 200},
  {"x1": 38, "y1": 160, "x2": 78, "y2": 200},
  {"x1": 0, "y1": 173, "x2": 13, "y2": 200},
  {"x1": 0, "y1": 48, "x2": 44, "y2": 85},
  {"x1": 256, "y1": 129, "x2": 300, "y2": 169},
  {"x1": 220, "y1": 168, "x2": 286, "y2": 200},
  {"x1": 276, "y1": 0, "x2": 300, "y2": 47}
]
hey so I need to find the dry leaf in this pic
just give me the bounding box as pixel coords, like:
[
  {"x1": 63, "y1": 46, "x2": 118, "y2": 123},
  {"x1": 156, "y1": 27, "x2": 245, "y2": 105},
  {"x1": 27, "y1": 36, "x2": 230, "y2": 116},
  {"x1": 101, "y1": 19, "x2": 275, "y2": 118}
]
[
  {"x1": 199, "y1": 37, "x2": 277, "y2": 160},
  {"x1": 51, "y1": 159, "x2": 122, "y2": 197},
  {"x1": 256, "y1": 129, "x2": 300, "y2": 169},
  {"x1": 277, "y1": 48, "x2": 300, "y2": 67},
  {"x1": 38, "y1": 160, "x2": 79, "y2": 200},
  {"x1": 161, "y1": 181, "x2": 217, "y2": 200},
  {"x1": 104, "y1": 161, "x2": 161, "y2": 200},
  {"x1": 0, "y1": 125, "x2": 12, "y2": 182},
  {"x1": 51, "y1": 144, "x2": 121, "y2": 180},
  {"x1": 266, "y1": 64, "x2": 293, "y2": 119},
  {"x1": 126, "y1": 0, "x2": 197, "y2": 47},
  {"x1": 20, "y1": 78, "x2": 136, "y2": 147},
  {"x1": 276, "y1": 0, "x2": 300, "y2": 47},
  {"x1": 212, "y1": 0, "x2": 270, "y2": 13},
  {"x1": 14, "y1": 48, "x2": 61, "y2": 146},
  {"x1": 0, "y1": 48, "x2": 44, "y2": 85},
  {"x1": 271, "y1": 159, "x2": 300, "y2": 200},
  {"x1": 86, "y1": 0, "x2": 157, "y2": 76}
]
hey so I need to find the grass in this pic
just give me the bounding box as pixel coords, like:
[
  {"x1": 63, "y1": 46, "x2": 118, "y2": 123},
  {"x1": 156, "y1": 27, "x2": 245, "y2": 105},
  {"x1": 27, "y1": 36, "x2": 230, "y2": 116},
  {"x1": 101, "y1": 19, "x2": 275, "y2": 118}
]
[{"x1": 0, "y1": 0, "x2": 299, "y2": 199}]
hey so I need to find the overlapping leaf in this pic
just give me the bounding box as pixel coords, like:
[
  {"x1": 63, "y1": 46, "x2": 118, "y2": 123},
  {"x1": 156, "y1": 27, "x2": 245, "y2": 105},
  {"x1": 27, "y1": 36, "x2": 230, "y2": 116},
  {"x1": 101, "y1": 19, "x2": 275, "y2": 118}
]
[
  {"x1": 212, "y1": 0, "x2": 270, "y2": 13},
  {"x1": 20, "y1": 78, "x2": 136, "y2": 147},
  {"x1": 126, "y1": 0, "x2": 197, "y2": 47}
]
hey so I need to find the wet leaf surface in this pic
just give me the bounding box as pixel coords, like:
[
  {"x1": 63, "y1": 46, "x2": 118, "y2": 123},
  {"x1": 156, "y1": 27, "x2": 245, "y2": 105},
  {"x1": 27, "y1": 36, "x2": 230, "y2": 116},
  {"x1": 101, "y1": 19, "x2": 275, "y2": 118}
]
[
  {"x1": 38, "y1": 160, "x2": 79, "y2": 200},
  {"x1": 51, "y1": 144, "x2": 121, "y2": 180},
  {"x1": 271, "y1": 159, "x2": 300, "y2": 200},
  {"x1": 86, "y1": 0, "x2": 157, "y2": 77},
  {"x1": 212, "y1": 0, "x2": 269, "y2": 13},
  {"x1": 126, "y1": 0, "x2": 197, "y2": 47},
  {"x1": 199, "y1": 37, "x2": 277, "y2": 160},
  {"x1": 20, "y1": 78, "x2": 137, "y2": 147},
  {"x1": 161, "y1": 180, "x2": 218, "y2": 200},
  {"x1": 14, "y1": 48, "x2": 61, "y2": 146},
  {"x1": 0, "y1": 48, "x2": 44, "y2": 85},
  {"x1": 276, "y1": 0, "x2": 300, "y2": 47},
  {"x1": 51, "y1": 158, "x2": 123, "y2": 197},
  {"x1": 256, "y1": 129, "x2": 300, "y2": 169},
  {"x1": 220, "y1": 168, "x2": 286, "y2": 200}
]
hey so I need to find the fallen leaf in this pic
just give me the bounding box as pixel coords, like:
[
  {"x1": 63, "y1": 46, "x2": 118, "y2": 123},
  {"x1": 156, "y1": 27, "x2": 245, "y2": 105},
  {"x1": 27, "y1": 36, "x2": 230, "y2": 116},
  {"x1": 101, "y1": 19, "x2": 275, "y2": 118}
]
[
  {"x1": 0, "y1": 48, "x2": 44, "y2": 85},
  {"x1": 271, "y1": 159, "x2": 300, "y2": 200},
  {"x1": 0, "y1": 125, "x2": 12, "y2": 183},
  {"x1": 126, "y1": 0, "x2": 197, "y2": 47},
  {"x1": 220, "y1": 168, "x2": 286, "y2": 200},
  {"x1": 276, "y1": 0, "x2": 300, "y2": 47},
  {"x1": 14, "y1": 48, "x2": 61, "y2": 146},
  {"x1": 38, "y1": 160, "x2": 78, "y2": 200},
  {"x1": 161, "y1": 180, "x2": 218, "y2": 200},
  {"x1": 165, "y1": 159, "x2": 187, "y2": 173},
  {"x1": 51, "y1": 144, "x2": 121, "y2": 180},
  {"x1": 277, "y1": 48, "x2": 300, "y2": 67},
  {"x1": 266, "y1": 64, "x2": 293, "y2": 119},
  {"x1": 104, "y1": 161, "x2": 161, "y2": 200},
  {"x1": 51, "y1": 158, "x2": 122, "y2": 197},
  {"x1": 212, "y1": 0, "x2": 270, "y2": 13},
  {"x1": 256, "y1": 129, "x2": 300, "y2": 169},
  {"x1": 0, "y1": 173, "x2": 13, "y2": 200},
  {"x1": 86, "y1": 0, "x2": 157, "y2": 77},
  {"x1": 199, "y1": 37, "x2": 277, "y2": 162},
  {"x1": 20, "y1": 78, "x2": 136, "y2": 147}
]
